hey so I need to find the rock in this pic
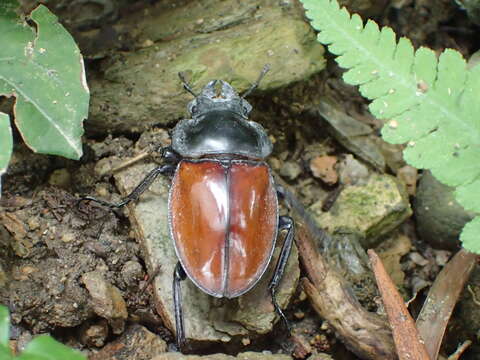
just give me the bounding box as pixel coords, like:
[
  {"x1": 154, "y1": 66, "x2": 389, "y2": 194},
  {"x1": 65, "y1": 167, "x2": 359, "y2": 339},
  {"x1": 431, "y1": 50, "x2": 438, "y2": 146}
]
[
  {"x1": 0, "y1": 212, "x2": 29, "y2": 257},
  {"x1": 468, "y1": 49, "x2": 480, "y2": 69},
  {"x1": 81, "y1": 271, "x2": 128, "y2": 334},
  {"x1": 291, "y1": 332, "x2": 312, "y2": 359},
  {"x1": 409, "y1": 252, "x2": 429, "y2": 267},
  {"x1": 396, "y1": 165, "x2": 417, "y2": 196},
  {"x1": 48, "y1": 168, "x2": 71, "y2": 189},
  {"x1": 414, "y1": 171, "x2": 473, "y2": 250},
  {"x1": 114, "y1": 161, "x2": 299, "y2": 347},
  {"x1": 79, "y1": 320, "x2": 109, "y2": 348},
  {"x1": 375, "y1": 233, "x2": 411, "y2": 287},
  {"x1": 16, "y1": 331, "x2": 33, "y2": 353},
  {"x1": 121, "y1": 260, "x2": 144, "y2": 288},
  {"x1": 88, "y1": 0, "x2": 325, "y2": 133},
  {"x1": 376, "y1": 140, "x2": 405, "y2": 173},
  {"x1": 310, "y1": 173, "x2": 412, "y2": 248},
  {"x1": 0, "y1": 262, "x2": 7, "y2": 287},
  {"x1": 337, "y1": 154, "x2": 369, "y2": 185},
  {"x1": 280, "y1": 161, "x2": 303, "y2": 181},
  {"x1": 316, "y1": 101, "x2": 385, "y2": 171},
  {"x1": 455, "y1": 0, "x2": 480, "y2": 25},
  {"x1": 309, "y1": 156, "x2": 338, "y2": 185},
  {"x1": 338, "y1": 0, "x2": 389, "y2": 18},
  {"x1": 152, "y1": 352, "x2": 292, "y2": 360},
  {"x1": 89, "y1": 324, "x2": 167, "y2": 360},
  {"x1": 309, "y1": 353, "x2": 334, "y2": 360},
  {"x1": 8, "y1": 257, "x2": 93, "y2": 332}
]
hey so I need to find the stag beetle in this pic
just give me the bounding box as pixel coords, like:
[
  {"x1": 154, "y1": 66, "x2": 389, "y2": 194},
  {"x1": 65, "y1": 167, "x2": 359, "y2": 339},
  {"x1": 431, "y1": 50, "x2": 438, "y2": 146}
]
[{"x1": 81, "y1": 66, "x2": 295, "y2": 350}]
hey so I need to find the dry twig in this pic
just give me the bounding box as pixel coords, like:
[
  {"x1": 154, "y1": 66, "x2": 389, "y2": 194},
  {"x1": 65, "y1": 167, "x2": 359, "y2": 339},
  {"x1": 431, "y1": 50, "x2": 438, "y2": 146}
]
[
  {"x1": 416, "y1": 248, "x2": 477, "y2": 359},
  {"x1": 368, "y1": 249, "x2": 431, "y2": 360}
]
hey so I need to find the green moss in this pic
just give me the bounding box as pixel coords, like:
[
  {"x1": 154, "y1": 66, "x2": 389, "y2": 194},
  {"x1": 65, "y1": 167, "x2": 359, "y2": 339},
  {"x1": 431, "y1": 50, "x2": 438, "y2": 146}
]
[{"x1": 310, "y1": 174, "x2": 412, "y2": 248}]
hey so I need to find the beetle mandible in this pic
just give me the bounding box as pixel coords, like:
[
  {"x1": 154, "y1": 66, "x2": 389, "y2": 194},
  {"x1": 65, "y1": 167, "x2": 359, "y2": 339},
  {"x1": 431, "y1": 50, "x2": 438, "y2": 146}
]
[{"x1": 81, "y1": 65, "x2": 295, "y2": 350}]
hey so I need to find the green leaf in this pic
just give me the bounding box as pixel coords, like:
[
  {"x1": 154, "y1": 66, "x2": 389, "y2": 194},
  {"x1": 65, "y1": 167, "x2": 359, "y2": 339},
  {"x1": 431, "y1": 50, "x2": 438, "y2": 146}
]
[
  {"x1": 460, "y1": 217, "x2": 480, "y2": 253},
  {"x1": 0, "y1": 113, "x2": 13, "y2": 193},
  {"x1": 0, "y1": 344, "x2": 13, "y2": 360},
  {"x1": 0, "y1": 0, "x2": 89, "y2": 160},
  {"x1": 17, "y1": 335, "x2": 86, "y2": 360},
  {"x1": 300, "y1": 0, "x2": 480, "y2": 253},
  {"x1": 0, "y1": 305, "x2": 10, "y2": 346},
  {"x1": 455, "y1": 180, "x2": 480, "y2": 212}
]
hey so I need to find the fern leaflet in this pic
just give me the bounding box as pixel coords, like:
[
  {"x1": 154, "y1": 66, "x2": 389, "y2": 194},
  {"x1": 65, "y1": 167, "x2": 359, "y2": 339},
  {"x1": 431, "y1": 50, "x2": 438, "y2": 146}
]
[{"x1": 300, "y1": 0, "x2": 480, "y2": 253}]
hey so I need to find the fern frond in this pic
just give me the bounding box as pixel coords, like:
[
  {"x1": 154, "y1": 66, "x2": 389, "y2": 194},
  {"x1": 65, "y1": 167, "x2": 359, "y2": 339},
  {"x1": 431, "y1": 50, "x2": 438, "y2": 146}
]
[{"x1": 301, "y1": 0, "x2": 480, "y2": 253}]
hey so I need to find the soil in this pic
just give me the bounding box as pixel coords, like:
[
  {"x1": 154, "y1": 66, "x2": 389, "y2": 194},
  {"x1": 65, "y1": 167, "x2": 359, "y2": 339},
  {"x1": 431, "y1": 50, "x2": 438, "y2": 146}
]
[{"x1": 1, "y1": 0, "x2": 480, "y2": 359}]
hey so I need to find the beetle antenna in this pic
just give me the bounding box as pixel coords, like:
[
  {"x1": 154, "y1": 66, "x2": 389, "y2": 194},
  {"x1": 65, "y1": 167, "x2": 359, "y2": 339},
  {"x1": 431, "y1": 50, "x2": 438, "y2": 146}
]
[
  {"x1": 178, "y1": 72, "x2": 198, "y2": 97},
  {"x1": 241, "y1": 64, "x2": 271, "y2": 98}
]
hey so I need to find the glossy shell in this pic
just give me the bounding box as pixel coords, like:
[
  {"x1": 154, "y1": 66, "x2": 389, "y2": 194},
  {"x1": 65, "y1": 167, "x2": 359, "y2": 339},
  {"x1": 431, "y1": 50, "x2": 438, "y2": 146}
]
[
  {"x1": 169, "y1": 159, "x2": 278, "y2": 298},
  {"x1": 171, "y1": 110, "x2": 273, "y2": 159}
]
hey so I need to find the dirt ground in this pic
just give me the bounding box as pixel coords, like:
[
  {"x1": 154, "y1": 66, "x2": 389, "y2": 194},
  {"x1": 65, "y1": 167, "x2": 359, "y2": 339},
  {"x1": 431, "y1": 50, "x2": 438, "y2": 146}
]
[{"x1": 1, "y1": 0, "x2": 480, "y2": 359}]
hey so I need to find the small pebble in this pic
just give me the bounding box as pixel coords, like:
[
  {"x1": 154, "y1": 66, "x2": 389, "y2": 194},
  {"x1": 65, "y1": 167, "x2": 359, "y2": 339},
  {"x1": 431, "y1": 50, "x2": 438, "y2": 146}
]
[
  {"x1": 27, "y1": 218, "x2": 40, "y2": 231},
  {"x1": 310, "y1": 155, "x2": 338, "y2": 185},
  {"x1": 280, "y1": 161, "x2": 302, "y2": 181},
  {"x1": 81, "y1": 271, "x2": 128, "y2": 334},
  {"x1": 397, "y1": 165, "x2": 417, "y2": 195},
  {"x1": 80, "y1": 320, "x2": 109, "y2": 348},
  {"x1": 409, "y1": 252, "x2": 429, "y2": 266},
  {"x1": 20, "y1": 266, "x2": 36, "y2": 275},
  {"x1": 61, "y1": 232, "x2": 75, "y2": 243},
  {"x1": 338, "y1": 154, "x2": 369, "y2": 185},
  {"x1": 142, "y1": 39, "x2": 154, "y2": 47},
  {"x1": 48, "y1": 168, "x2": 71, "y2": 188},
  {"x1": 294, "y1": 311, "x2": 305, "y2": 320},
  {"x1": 121, "y1": 261, "x2": 144, "y2": 287},
  {"x1": 298, "y1": 290, "x2": 307, "y2": 302}
]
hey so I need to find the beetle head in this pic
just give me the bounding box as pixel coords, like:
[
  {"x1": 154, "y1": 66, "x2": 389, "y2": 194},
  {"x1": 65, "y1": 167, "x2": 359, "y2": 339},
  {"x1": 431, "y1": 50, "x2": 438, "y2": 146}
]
[
  {"x1": 173, "y1": 67, "x2": 272, "y2": 159},
  {"x1": 187, "y1": 80, "x2": 252, "y2": 118}
]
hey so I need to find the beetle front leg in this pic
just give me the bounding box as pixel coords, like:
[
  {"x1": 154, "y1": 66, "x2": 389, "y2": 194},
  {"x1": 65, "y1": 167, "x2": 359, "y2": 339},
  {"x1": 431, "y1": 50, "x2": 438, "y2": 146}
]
[
  {"x1": 173, "y1": 261, "x2": 187, "y2": 351},
  {"x1": 78, "y1": 146, "x2": 180, "y2": 209},
  {"x1": 268, "y1": 215, "x2": 295, "y2": 333},
  {"x1": 79, "y1": 164, "x2": 176, "y2": 209}
]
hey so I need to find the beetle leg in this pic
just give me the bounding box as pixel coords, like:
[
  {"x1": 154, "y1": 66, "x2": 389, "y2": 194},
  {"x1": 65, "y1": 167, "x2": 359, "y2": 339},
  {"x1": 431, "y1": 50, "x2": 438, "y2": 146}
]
[
  {"x1": 78, "y1": 163, "x2": 176, "y2": 209},
  {"x1": 268, "y1": 215, "x2": 295, "y2": 333},
  {"x1": 159, "y1": 146, "x2": 182, "y2": 164},
  {"x1": 173, "y1": 261, "x2": 187, "y2": 351},
  {"x1": 275, "y1": 185, "x2": 291, "y2": 208}
]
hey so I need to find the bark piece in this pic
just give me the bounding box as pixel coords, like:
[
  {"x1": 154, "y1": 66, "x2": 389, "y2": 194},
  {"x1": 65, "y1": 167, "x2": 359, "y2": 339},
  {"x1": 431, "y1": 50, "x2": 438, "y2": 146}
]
[
  {"x1": 416, "y1": 248, "x2": 477, "y2": 360},
  {"x1": 296, "y1": 224, "x2": 396, "y2": 359},
  {"x1": 368, "y1": 250, "x2": 430, "y2": 360}
]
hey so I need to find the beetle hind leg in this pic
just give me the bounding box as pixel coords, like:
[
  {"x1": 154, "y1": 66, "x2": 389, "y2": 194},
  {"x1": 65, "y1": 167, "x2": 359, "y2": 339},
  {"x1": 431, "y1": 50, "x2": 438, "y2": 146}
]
[
  {"x1": 173, "y1": 261, "x2": 187, "y2": 351},
  {"x1": 268, "y1": 215, "x2": 295, "y2": 333}
]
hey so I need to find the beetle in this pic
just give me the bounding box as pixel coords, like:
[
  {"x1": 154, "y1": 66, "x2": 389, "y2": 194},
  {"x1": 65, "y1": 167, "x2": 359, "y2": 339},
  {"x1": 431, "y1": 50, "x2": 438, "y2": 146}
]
[{"x1": 81, "y1": 65, "x2": 295, "y2": 350}]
